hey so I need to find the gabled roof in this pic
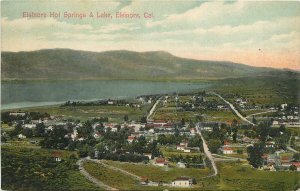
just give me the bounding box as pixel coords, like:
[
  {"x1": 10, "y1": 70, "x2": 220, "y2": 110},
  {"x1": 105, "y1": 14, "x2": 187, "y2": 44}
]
[
  {"x1": 174, "y1": 176, "x2": 191, "y2": 181},
  {"x1": 51, "y1": 151, "x2": 62, "y2": 158},
  {"x1": 155, "y1": 157, "x2": 167, "y2": 163}
]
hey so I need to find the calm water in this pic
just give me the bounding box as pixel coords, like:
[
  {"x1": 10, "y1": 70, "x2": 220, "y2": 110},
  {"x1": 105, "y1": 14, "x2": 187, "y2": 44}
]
[{"x1": 1, "y1": 80, "x2": 209, "y2": 110}]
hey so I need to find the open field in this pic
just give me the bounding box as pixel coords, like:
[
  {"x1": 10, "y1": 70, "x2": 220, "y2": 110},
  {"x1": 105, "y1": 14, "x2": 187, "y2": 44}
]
[
  {"x1": 83, "y1": 161, "x2": 139, "y2": 190},
  {"x1": 211, "y1": 76, "x2": 300, "y2": 105},
  {"x1": 1, "y1": 145, "x2": 99, "y2": 191},
  {"x1": 101, "y1": 160, "x2": 212, "y2": 183},
  {"x1": 160, "y1": 146, "x2": 204, "y2": 158},
  {"x1": 153, "y1": 107, "x2": 240, "y2": 123},
  {"x1": 4, "y1": 104, "x2": 151, "y2": 122},
  {"x1": 217, "y1": 162, "x2": 300, "y2": 191}
]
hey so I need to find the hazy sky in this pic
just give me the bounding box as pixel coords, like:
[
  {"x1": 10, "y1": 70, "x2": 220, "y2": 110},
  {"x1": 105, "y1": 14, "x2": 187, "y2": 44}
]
[{"x1": 1, "y1": 1, "x2": 300, "y2": 70}]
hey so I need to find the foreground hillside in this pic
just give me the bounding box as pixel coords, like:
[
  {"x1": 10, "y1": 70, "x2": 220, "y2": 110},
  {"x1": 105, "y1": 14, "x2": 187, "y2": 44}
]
[{"x1": 1, "y1": 49, "x2": 281, "y2": 80}]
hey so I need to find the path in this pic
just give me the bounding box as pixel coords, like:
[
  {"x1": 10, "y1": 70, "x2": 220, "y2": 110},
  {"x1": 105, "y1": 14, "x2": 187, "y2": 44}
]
[
  {"x1": 287, "y1": 146, "x2": 298, "y2": 153},
  {"x1": 246, "y1": 110, "x2": 277, "y2": 118},
  {"x1": 212, "y1": 154, "x2": 247, "y2": 162},
  {"x1": 147, "y1": 97, "x2": 162, "y2": 121},
  {"x1": 211, "y1": 92, "x2": 255, "y2": 126},
  {"x1": 287, "y1": 136, "x2": 299, "y2": 153},
  {"x1": 196, "y1": 124, "x2": 218, "y2": 177},
  {"x1": 77, "y1": 158, "x2": 119, "y2": 191},
  {"x1": 89, "y1": 159, "x2": 142, "y2": 180}
]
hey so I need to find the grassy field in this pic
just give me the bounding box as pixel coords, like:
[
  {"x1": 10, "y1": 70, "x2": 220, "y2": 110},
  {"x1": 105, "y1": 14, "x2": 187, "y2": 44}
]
[
  {"x1": 5, "y1": 104, "x2": 151, "y2": 122},
  {"x1": 217, "y1": 162, "x2": 300, "y2": 191},
  {"x1": 1, "y1": 145, "x2": 99, "y2": 191},
  {"x1": 211, "y1": 76, "x2": 300, "y2": 105},
  {"x1": 160, "y1": 146, "x2": 203, "y2": 158},
  {"x1": 83, "y1": 161, "x2": 139, "y2": 190},
  {"x1": 242, "y1": 109, "x2": 272, "y2": 116},
  {"x1": 97, "y1": 158, "x2": 299, "y2": 191},
  {"x1": 102, "y1": 160, "x2": 212, "y2": 183},
  {"x1": 66, "y1": 170, "x2": 102, "y2": 191},
  {"x1": 153, "y1": 107, "x2": 239, "y2": 123}
]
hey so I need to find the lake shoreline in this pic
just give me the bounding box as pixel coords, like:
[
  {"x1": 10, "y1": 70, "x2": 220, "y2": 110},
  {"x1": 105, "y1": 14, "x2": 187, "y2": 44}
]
[{"x1": 2, "y1": 80, "x2": 210, "y2": 110}]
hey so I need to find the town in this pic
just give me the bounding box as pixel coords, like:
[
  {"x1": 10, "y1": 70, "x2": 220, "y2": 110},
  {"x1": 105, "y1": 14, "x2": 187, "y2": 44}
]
[{"x1": 2, "y1": 89, "x2": 299, "y2": 190}]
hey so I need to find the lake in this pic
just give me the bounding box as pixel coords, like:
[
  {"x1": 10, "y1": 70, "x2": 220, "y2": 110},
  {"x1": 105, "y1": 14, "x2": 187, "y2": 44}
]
[{"x1": 1, "y1": 80, "x2": 209, "y2": 110}]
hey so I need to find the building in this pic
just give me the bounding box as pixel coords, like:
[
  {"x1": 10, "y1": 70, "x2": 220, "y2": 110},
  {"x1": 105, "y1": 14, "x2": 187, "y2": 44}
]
[
  {"x1": 155, "y1": 157, "x2": 168, "y2": 167},
  {"x1": 18, "y1": 134, "x2": 26, "y2": 139},
  {"x1": 183, "y1": 148, "x2": 191, "y2": 153},
  {"x1": 51, "y1": 151, "x2": 62, "y2": 162},
  {"x1": 171, "y1": 177, "x2": 192, "y2": 187},
  {"x1": 24, "y1": 123, "x2": 36, "y2": 129},
  {"x1": 221, "y1": 146, "x2": 234, "y2": 154},
  {"x1": 265, "y1": 141, "x2": 275, "y2": 148},
  {"x1": 143, "y1": 153, "x2": 152, "y2": 160},
  {"x1": 177, "y1": 162, "x2": 186, "y2": 168},
  {"x1": 127, "y1": 135, "x2": 136, "y2": 143}
]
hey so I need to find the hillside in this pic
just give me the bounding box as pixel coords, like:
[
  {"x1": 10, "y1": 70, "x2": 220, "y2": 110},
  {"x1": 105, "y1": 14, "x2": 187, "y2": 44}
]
[{"x1": 1, "y1": 49, "x2": 283, "y2": 80}]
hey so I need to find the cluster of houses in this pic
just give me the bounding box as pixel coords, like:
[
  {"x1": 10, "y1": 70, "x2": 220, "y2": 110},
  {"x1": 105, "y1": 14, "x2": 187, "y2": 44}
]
[
  {"x1": 176, "y1": 139, "x2": 199, "y2": 153},
  {"x1": 272, "y1": 104, "x2": 299, "y2": 127},
  {"x1": 262, "y1": 152, "x2": 300, "y2": 172},
  {"x1": 220, "y1": 141, "x2": 245, "y2": 155},
  {"x1": 235, "y1": 98, "x2": 248, "y2": 108}
]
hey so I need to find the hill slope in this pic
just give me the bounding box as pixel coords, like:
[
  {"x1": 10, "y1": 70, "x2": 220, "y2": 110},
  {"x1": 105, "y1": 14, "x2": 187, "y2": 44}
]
[{"x1": 1, "y1": 49, "x2": 280, "y2": 80}]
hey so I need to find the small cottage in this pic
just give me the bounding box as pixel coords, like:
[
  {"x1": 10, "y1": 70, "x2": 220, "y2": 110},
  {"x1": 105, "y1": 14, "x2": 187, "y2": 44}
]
[
  {"x1": 171, "y1": 176, "x2": 192, "y2": 187},
  {"x1": 51, "y1": 151, "x2": 62, "y2": 162}
]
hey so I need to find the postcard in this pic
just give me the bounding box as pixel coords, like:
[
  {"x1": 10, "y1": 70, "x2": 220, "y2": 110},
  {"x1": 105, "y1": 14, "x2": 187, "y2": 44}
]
[{"x1": 1, "y1": 1, "x2": 299, "y2": 191}]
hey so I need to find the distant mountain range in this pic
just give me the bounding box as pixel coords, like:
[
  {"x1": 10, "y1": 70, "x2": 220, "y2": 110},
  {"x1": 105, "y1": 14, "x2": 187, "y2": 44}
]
[{"x1": 1, "y1": 49, "x2": 297, "y2": 80}]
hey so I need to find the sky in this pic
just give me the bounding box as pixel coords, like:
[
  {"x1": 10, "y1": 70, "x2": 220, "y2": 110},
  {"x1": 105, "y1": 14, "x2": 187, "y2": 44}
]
[{"x1": 1, "y1": 1, "x2": 300, "y2": 70}]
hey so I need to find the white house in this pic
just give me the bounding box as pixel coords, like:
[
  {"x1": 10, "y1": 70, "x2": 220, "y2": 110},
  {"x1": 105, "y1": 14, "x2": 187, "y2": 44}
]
[
  {"x1": 183, "y1": 148, "x2": 191, "y2": 153},
  {"x1": 71, "y1": 129, "x2": 78, "y2": 141},
  {"x1": 51, "y1": 151, "x2": 62, "y2": 162},
  {"x1": 18, "y1": 134, "x2": 26, "y2": 139},
  {"x1": 176, "y1": 145, "x2": 185, "y2": 151},
  {"x1": 281, "y1": 103, "x2": 288, "y2": 110},
  {"x1": 221, "y1": 146, "x2": 234, "y2": 154},
  {"x1": 143, "y1": 153, "x2": 152, "y2": 160},
  {"x1": 171, "y1": 177, "x2": 192, "y2": 187},
  {"x1": 177, "y1": 162, "x2": 186, "y2": 168},
  {"x1": 24, "y1": 123, "x2": 36, "y2": 129}
]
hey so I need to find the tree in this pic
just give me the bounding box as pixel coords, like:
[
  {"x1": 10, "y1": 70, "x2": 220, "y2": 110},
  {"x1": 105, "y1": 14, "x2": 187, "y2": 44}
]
[
  {"x1": 247, "y1": 143, "x2": 264, "y2": 168},
  {"x1": 40, "y1": 126, "x2": 69, "y2": 149},
  {"x1": 232, "y1": 119, "x2": 238, "y2": 127},
  {"x1": 140, "y1": 116, "x2": 147, "y2": 123},
  {"x1": 78, "y1": 120, "x2": 93, "y2": 138},
  {"x1": 34, "y1": 123, "x2": 45, "y2": 137},
  {"x1": 279, "y1": 125, "x2": 286, "y2": 133},
  {"x1": 124, "y1": 115, "x2": 129, "y2": 122},
  {"x1": 207, "y1": 139, "x2": 222, "y2": 153},
  {"x1": 289, "y1": 165, "x2": 297, "y2": 171},
  {"x1": 188, "y1": 135, "x2": 202, "y2": 147},
  {"x1": 22, "y1": 128, "x2": 33, "y2": 138},
  {"x1": 78, "y1": 144, "x2": 92, "y2": 158},
  {"x1": 232, "y1": 132, "x2": 237, "y2": 143},
  {"x1": 293, "y1": 153, "x2": 300, "y2": 161},
  {"x1": 252, "y1": 116, "x2": 257, "y2": 124},
  {"x1": 10, "y1": 122, "x2": 23, "y2": 137},
  {"x1": 181, "y1": 118, "x2": 185, "y2": 126}
]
